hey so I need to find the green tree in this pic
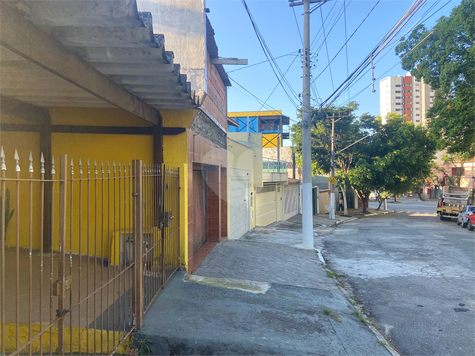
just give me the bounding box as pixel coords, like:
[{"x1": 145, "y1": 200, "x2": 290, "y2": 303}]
[
  {"x1": 395, "y1": 0, "x2": 475, "y2": 156},
  {"x1": 291, "y1": 102, "x2": 364, "y2": 214},
  {"x1": 348, "y1": 114, "x2": 436, "y2": 212}
]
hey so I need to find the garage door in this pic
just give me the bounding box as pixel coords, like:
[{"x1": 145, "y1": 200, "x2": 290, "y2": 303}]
[
  {"x1": 230, "y1": 177, "x2": 250, "y2": 240},
  {"x1": 284, "y1": 183, "x2": 300, "y2": 220},
  {"x1": 256, "y1": 186, "x2": 277, "y2": 226}
]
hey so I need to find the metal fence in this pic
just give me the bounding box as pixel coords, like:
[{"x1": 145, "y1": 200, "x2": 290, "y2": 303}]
[{"x1": 0, "y1": 148, "x2": 180, "y2": 355}]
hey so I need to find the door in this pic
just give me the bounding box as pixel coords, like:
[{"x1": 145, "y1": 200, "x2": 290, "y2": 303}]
[
  {"x1": 256, "y1": 185, "x2": 277, "y2": 226},
  {"x1": 193, "y1": 170, "x2": 207, "y2": 253},
  {"x1": 230, "y1": 178, "x2": 250, "y2": 239}
]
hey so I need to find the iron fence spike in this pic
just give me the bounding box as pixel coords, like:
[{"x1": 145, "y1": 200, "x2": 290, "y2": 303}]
[
  {"x1": 70, "y1": 158, "x2": 74, "y2": 175},
  {"x1": 29, "y1": 151, "x2": 34, "y2": 173},
  {"x1": 40, "y1": 152, "x2": 45, "y2": 174},
  {"x1": 87, "y1": 158, "x2": 90, "y2": 175},
  {"x1": 94, "y1": 159, "x2": 98, "y2": 175},
  {"x1": 107, "y1": 161, "x2": 110, "y2": 174},
  {"x1": 51, "y1": 155, "x2": 56, "y2": 175},
  {"x1": 101, "y1": 160, "x2": 104, "y2": 174},
  {"x1": 14, "y1": 149, "x2": 20, "y2": 172},
  {"x1": 79, "y1": 158, "x2": 83, "y2": 175},
  {"x1": 0, "y1": 146, "x2": 6, "y2": 171}
]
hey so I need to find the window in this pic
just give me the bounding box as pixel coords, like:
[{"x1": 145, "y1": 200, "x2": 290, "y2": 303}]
[
  {"x1": 415, "y1": 96, "x2": 420, "y2": 98},
  {"x1": 415, "y1": 89, "x2": 420, "y2": 92},
  {"x1": 416, "y1": 107, "x2": 420, "y2": 110},
  {"x1": 395, "y1": 108, "x2": 401, "y2": 111},
  {"x1": 415, "y1": 120, "x2": 420, "y2": 123},
  {"x1": 395, "y1": 96, "x2": 401, "y2": 99},
  {"x1": 395, "y1": 103, "x2": 401, "y2": 105},
  {"x1": 415, "y1": 102, "x2": 420, "y2": 104},
  {"x1": 416, "y1": 114, "x2": 420, "y2": 116},
  {"x1": 395, "y1": 90, "x2": 401, "y2": 93},
  {"x1": 395, "y1": 84, "x2": 401, "y2": 87}
]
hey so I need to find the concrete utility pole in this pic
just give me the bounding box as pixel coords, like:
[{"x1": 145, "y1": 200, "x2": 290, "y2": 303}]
[
  {"x1": 289, "y1": 0, "x2": 328, "y2": 248},
  {"x1": 330, "y1": 115, "x2": 336, "y2": 220}
]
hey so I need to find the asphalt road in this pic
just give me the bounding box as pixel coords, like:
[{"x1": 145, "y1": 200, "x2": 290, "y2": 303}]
[
  {"x1": 369, "y1": 197, "x2": 438, "y2": 215},
  {"x1": 322, "y1": 209, "x2": 475, "y2": 356}
]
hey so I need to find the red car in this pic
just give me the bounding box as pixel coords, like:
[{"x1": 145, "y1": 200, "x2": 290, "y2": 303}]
[{"x1": 468, "y1": 214, "x2": 475, "y2": 231}]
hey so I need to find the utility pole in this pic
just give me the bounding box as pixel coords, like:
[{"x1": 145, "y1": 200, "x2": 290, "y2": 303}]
[
  {"x1": 289, "y1": 0, "x2": 327, "y2": 248},
  {"x1": 330, "y1": 115, "x2": 336, "y2": 220}
]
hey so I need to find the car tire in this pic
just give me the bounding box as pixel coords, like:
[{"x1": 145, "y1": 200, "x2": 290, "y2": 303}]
[
  {"x1": 462, "y1": 220, "x2": 467, "y2": 228},
  {"x1": 468, "y1": 220, "x2": 474, "y2": 231},
  {"x1": 457, "y1": 219, "x2": 461, "y2": 225}
]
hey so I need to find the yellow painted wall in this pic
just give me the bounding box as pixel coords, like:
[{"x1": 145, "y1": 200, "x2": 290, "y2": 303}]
[
  {"x1": 0, "y1": 131, "x2": 42, "y2": 249},
  {"x1": 1, "y1": 108, "x2": 154, "y2": 257},
  {"x1": 262, "y1": 133, "x2": 282, "y2": 148},
  {"x1": 161, "y1": 109, "x2": 195, "y2": 271},
  {"x1": 50, "y1": 108, "x2": 152, "y2": 127},
  {"x1": 2, "y1": 108, "x2": 193, "y2": 270},
  {"x1": 160, "y1": 109, "x2": 195, "y2": 128},
  {"x1": 50, "y1": 133, "x2": 153, "y2": 258},
  {"x1": 228, "y1": 110, "x2": 282, "y2": 118},
  {"x1": 0, "y1": 322, "x2": 132, "y2": 354}
]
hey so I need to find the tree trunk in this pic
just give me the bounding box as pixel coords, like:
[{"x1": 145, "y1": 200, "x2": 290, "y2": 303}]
[
  {"x1": 342, "y1": 183, "x2": 348, "y2": 216},
  {"x1": 417, "y1": 189, "x2": 424, "y2": 201}
]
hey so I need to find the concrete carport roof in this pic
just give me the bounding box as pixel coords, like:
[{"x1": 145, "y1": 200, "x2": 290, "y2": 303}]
[{"x1": 0, "y1": 0, "x2": 199, "y2": 125}]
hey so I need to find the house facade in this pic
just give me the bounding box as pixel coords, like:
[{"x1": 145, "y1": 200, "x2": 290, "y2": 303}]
[
  {"x1": 137, "y1": 0, "x2": 231, "y2": 272},
  {"x1": 0, "y1": 0, "x2": 231, "y2": 353}
]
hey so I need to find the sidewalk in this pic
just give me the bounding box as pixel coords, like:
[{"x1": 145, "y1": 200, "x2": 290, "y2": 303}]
[{"x1": 136, "y1": 213, "x2": 394, "y2": 355}]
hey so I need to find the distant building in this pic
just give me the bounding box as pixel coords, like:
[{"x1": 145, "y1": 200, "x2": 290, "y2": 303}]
[{"x1": 379, "y1": 74, "x2": 435, "y2": 125}]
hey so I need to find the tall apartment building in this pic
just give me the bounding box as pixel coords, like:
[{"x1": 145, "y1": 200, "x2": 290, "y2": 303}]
[{"x1": 379, "y1": 74, "x2": 435, "y2": 125}]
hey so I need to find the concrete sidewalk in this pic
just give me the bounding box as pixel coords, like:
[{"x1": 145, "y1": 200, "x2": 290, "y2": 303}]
[{"x1": 136, "y1": 213, "x2": 395, "y2": 355}]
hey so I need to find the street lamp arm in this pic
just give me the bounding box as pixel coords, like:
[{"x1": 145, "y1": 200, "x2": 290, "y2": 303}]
[{"x1": 337, "y1": 132, "x2": 377, "y2": 154}]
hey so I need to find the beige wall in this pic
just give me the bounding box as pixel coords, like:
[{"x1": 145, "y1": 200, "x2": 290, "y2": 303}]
[
  {"x1": 137, "y1": 0, "x2": 206, "y2": 96},
  {"x1": 228, "y1": 133, "x2": 263, "y2": 187}
]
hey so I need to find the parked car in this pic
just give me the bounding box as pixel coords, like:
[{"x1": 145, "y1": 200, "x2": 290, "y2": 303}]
[
  {"x1": 467, "y1": 213, "x2": 475, "y2": 231},
  {"x1": 457, "y1": 205, "x2": 475, "y2": 228}
]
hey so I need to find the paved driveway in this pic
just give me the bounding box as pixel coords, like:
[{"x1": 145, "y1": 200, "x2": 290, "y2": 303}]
[{"x1": 322, "y1": 213, "x2": 475, "y2": 356}]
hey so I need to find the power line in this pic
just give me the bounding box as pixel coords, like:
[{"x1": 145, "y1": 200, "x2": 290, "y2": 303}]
[
  {"x1": 228, "y1": 76, "x2": 301, "y2": 125},
  {"x1": 344, "y1": 0, "x2": 350, "y2": 101},
  {"x1": 317, "y1": 0, "x2": 430, "y2": 109},
  {"x1": 227, "y1": 51, "x2": 299, "y2": 73},
  {"x1": 240, "y1": 0, "x2": 301, "y2": 108},
  {"x1": 319, "y1": 6, "x2": 335, "y2": 95},
  {"x1": 292, "y1": 6, "x2": 304, "y2": 45},
  {"x1": 310, "y1": 0, "x2": 381, "y2": 98},
  {"x1": 257, "y1": 53, "x2": 301, "y2": 115}
]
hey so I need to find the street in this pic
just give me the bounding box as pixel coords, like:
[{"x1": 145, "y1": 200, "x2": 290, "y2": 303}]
[{"x1": 322, "y1": 199, "x2": 475, "y2": 356}]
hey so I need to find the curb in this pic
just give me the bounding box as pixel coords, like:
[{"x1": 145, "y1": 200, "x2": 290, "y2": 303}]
[{"x1": 325, "y1": 270, "x2": 401, "y2": 356}]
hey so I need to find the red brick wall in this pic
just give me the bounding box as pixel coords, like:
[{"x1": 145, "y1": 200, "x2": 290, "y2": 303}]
[{"x1": 202, "y1": 52, "x2": 227, "y2": 128}]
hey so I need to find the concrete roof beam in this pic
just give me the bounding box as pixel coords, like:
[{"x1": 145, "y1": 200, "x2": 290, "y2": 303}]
[
  {"x1": 12, "y1": 0, "x2": 141, "y2": 28},
  {"x1": 70, "y1": 47, "x2": 166, "y2": 64},
  {"x1": 49, "y1": 25, "x2": 156, "y2": 48}
]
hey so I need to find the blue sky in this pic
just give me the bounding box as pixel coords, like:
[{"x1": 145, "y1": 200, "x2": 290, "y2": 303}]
[{"x1": 206, "y1": 0, "x2": 459, "y2": 140}]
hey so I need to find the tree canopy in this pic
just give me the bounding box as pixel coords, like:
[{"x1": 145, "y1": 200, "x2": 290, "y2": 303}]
[
  {"x1": 348, "y1": 114, "x2": 436, "y2": 211},
  {"x1": 395, "y1": 0, "x2": 475, "y2": 156},
  {"x1": 291, "y1": 109, "x2": 436, "y2": 212}
]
